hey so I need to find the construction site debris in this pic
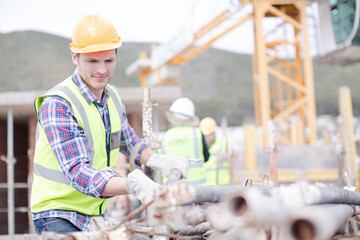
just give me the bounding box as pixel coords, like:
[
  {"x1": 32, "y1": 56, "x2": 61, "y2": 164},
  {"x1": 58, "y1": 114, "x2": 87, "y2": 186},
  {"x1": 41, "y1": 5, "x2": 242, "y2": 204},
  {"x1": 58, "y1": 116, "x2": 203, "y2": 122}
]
[{"x1": 19, "y1": 181, "x2": 360, "y2": 240}]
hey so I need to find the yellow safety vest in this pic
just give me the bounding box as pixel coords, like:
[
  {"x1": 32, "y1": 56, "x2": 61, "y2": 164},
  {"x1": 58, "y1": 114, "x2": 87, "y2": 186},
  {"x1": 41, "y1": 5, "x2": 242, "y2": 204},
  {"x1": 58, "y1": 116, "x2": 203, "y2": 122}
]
[
  {"x1": 160, "y1": 126, "x2": 207, "y2": 185},
  {"x1": 204, "y1": 137, "x2": 230, "y2": 185},
  {"x1": 31, "y1": 76, "x2": 123, "y2": 216}
]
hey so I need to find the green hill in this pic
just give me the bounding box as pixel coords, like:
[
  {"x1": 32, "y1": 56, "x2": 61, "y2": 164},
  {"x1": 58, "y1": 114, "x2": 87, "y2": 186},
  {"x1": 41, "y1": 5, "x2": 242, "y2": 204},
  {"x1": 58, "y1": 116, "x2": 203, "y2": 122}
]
[{"x1": 1, "y1": 31, "x2": 360, "y2": 125}]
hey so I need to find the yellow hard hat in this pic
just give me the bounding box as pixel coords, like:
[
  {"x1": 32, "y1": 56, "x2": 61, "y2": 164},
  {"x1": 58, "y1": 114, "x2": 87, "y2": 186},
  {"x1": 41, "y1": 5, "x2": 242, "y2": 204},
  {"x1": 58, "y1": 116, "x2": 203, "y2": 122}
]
[
  {"x1": 70, "y1": 14, "x2": 122, "y2": 53},
  {"x1": 199, "y1": 117, "x2": 217, "y2": 135}
]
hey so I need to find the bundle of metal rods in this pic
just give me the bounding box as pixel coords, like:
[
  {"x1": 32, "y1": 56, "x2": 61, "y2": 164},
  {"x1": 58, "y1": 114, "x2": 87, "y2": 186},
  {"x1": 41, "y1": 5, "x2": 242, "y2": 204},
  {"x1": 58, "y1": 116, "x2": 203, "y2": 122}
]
[{"x1": 28, "y1": 181, "x2": 360, "y2": 240}]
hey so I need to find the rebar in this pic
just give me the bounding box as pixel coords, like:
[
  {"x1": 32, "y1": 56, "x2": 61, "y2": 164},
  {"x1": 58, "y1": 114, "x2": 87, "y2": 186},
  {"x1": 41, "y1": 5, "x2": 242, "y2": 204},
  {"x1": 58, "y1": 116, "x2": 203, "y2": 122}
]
[
  {"x1": 176, "y1": 222, "x2": 211, "y2": 236},
  {"x1": 273, "y1": 182, "x2": 360, "y2": 207},
  {"x1": 191, "y1": 185, "x2": 272, "y2": 203},
  {"x1": 25, "y1": 182, "x2": 360, "y2": 240}
]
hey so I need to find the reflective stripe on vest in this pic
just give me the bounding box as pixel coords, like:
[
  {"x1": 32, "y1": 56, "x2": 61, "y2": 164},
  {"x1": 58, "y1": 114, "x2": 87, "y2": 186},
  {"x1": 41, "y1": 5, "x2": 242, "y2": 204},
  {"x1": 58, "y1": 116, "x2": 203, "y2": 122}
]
[
  {"x1": 205, "y1": 136, "x2": 230, "y2": 185},
  {"x1": 161, "y1": 126, "x2": 206, "y2": 185},
  {"x1": 31, "y1": 77, "x2": 123, "y2": 216},
  {"x1": 33, "y1": 162, "x2": 69, "y2": 185},
  {"x1": 192, "y1": 128, "x2": 200, "y2": 159},
  {"x1": 33, "y1": 84, "x2": 124, "y2": 185}
]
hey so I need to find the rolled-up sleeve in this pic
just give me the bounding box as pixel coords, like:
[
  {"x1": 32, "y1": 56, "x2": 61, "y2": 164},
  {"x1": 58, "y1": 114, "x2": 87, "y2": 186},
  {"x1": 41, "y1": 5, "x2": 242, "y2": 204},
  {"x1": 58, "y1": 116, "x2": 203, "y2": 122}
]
[{"x1": 38, "y1": 96, "x2": 115, "y2": 198}]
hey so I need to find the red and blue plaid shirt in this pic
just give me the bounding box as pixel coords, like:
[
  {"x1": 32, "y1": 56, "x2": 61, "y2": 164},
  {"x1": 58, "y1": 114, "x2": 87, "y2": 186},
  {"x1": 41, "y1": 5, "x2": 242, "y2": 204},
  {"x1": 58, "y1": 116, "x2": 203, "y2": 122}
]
[{"x1": 32, "y1": 68, "x2": 147, "y2": 231}]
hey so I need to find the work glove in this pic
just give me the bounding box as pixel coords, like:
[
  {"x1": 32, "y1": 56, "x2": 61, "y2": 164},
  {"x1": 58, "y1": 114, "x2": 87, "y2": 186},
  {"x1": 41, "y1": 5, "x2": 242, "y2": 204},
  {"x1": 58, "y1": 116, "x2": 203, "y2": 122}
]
[
  {"x1": 126, "y1": 169, "x2": 160, "y2": 204},
  {"x1": 145, "y1": 154, "x2": 189, "y2": 179}
]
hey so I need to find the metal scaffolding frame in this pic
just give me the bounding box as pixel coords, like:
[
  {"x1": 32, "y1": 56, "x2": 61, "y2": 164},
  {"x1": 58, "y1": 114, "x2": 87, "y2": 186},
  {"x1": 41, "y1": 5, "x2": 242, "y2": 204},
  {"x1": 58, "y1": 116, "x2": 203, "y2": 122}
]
[
  {"x1": 0, "y1": 108, "x2": 15, "y2": 239},
  {"x1": 252, "y1": 0, "x2": 317, "y2": 145}
]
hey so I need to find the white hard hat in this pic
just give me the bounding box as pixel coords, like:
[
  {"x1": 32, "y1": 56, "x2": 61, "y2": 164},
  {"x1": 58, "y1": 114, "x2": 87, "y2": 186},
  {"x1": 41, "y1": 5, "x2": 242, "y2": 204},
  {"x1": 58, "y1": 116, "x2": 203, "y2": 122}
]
[{"x1": 166, "y1": 97, "x2": 199, "y2": 127}]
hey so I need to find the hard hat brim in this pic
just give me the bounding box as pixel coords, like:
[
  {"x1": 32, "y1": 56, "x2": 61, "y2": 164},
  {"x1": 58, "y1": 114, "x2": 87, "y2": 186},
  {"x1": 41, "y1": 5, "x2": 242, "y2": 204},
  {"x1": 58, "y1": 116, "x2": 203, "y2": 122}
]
[
  {"x1": 70, "y1": 41, "x2": 122, "y2": 53},
  {"x1": 165, "y1": 111, "x2": 199, "y2": 127}
]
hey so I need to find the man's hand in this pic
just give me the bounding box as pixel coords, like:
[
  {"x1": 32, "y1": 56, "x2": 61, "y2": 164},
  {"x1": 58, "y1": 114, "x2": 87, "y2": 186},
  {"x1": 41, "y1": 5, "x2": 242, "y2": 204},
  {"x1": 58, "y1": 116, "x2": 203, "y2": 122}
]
[
  {"x1": 145, "y1": 154, "x2": 189, "y2": 179},
  {"x1": 126, "y1": 169, "x2": 160, "y2": 204}
]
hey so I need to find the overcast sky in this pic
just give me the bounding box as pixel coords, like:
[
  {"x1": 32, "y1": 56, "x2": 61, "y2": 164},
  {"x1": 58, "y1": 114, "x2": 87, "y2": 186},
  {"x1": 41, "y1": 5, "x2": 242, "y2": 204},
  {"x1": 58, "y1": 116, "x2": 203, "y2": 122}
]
[
  {"x1": 0, "y1": 0, "x2": 260, "y2": 54},
  {"x1": 0, "y1": 0, "x2": 322, "y2": 57}
]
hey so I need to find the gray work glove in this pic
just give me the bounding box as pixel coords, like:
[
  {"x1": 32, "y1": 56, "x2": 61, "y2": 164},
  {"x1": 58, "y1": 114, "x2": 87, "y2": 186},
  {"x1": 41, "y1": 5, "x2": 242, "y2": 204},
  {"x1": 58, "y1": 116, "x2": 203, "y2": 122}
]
[
  {"x1": 145, "y1": 154, "x2": 189, "y2": 179},
  {"x1": 126, "y1": 169, "x2": 160, "y2": 204}
]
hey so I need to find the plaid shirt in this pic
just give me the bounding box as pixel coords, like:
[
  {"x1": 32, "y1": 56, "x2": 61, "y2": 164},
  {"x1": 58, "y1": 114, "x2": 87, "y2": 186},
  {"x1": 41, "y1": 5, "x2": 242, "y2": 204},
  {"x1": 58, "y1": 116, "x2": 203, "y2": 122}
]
[{"x1": 32, "y1": 68, "x2": 148, "y2": 231}]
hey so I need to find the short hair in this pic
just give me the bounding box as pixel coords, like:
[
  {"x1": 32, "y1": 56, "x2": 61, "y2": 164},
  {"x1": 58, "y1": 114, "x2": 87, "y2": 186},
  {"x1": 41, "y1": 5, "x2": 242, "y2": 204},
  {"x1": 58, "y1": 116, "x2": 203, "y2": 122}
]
[{"x1": 76, "y1": 49, "x2": 118, "y2": 59}]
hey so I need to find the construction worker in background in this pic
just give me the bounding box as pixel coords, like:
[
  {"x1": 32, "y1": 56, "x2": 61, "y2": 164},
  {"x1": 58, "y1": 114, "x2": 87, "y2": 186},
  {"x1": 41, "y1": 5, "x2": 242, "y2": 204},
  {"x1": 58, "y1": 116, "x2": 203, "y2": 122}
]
[
  {"x1": 199, "y1": 117, "x2": 230, "y2": 185},
  {"x1": 158, "y1": 97, "x2": 209, "y2": 185},
  {"x1": 30, "y1": 15, "x2": 189, "y2": 234}
]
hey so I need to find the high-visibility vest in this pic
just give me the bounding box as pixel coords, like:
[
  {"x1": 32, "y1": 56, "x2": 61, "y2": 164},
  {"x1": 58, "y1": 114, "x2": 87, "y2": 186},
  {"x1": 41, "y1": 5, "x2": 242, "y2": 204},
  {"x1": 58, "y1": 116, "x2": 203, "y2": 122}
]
[
  {"x1": 160, "y1": 126, "x2": 207, "y2": 185},
  {"x1": 31, "y1": 76, "x2": 123, "y2": 216},
  {"x1": 204, "y1": 136, "x2": 230, "y2": 185}
]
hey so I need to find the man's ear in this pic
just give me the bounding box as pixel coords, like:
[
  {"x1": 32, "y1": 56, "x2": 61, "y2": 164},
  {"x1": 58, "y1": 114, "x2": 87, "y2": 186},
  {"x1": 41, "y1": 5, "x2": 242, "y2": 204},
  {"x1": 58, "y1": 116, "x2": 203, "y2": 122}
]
[{"x1": 71, "y1": 52, "x2": 79, "y2": 65}]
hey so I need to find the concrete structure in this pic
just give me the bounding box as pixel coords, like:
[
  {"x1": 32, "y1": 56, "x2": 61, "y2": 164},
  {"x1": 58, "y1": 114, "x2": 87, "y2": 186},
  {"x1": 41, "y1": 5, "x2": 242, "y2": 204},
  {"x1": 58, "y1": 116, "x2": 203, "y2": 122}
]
[{"x1": 0, "y1": 86, "x2": 181, "y2": 235}]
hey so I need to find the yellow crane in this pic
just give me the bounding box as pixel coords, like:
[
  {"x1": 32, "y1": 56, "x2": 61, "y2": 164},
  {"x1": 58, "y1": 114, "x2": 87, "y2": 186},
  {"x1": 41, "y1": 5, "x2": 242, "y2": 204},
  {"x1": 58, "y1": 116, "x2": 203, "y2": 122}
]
[
  {"x1": 127, "y1": 0, "x2": 316, "y2": 145},
  {"x1": 126, "y1": 0, "x2": 360, "y2": 187}
]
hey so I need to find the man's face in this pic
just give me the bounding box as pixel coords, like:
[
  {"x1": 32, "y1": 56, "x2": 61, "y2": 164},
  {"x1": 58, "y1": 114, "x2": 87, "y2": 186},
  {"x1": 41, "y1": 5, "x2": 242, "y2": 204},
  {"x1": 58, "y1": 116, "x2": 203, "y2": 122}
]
[
  {"x1": 205, "y1": 133, "x2": 216, "y2": 148},
  {"x1": 72, "y1": 49, "x2": 117, "y2": 98}
]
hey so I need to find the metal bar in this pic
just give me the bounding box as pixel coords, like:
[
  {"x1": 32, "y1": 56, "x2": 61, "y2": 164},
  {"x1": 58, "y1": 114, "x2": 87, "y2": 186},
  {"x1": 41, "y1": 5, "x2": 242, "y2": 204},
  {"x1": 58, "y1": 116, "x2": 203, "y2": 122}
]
[
  {"x1": 297, "y1": 0, "x2": 317, "y2": 144},
  {"x1": 157, "y1": 182, "x2": 360, "y2": 207},
  {"x1": 0, "y1": 183, "x2": 28, "y2": 189},
  {"x1": 177, "y1": 13, "x2": 252, "y2": 63},
  {"x1": 7, "y1": 107, "x2": 15, "y2": 238},
  {"x1": 339, "y1": 87, "x2": 358, "y2": 187},
  {"x1": 273, "y1": 97, "x2": 306, "y2": 121},
  {"x1": 273, "y1": 182, "x2": 360, "y2": 206},
  {"x1": 268, "y1": 120, "x2": 279, "y2": 186},
  {"x1": 194, "y1": 11, "x2": 228, "y2": 40},
  {"x1": 266, "y1": 34, "x2": 301, "y2": 63},
  {"x1": 0, "y1": 207, "x2": 29, "y2": 213},
  {"x1": 192, "y1": 185, "x2": 271, "y2": 203},
  {"x1": 244, "y1": 124, "x2": 257, "y2": 172},
  {"x1": 253, "y1": 0, "x2": 271, "y2": 136},
  {"x1": 176, "y1": 222, "x2": 211, "y2": 236},
  {"x1": 267, "y1": 4, "x2": 301, "y2": 29},
  {"x1": 142, "y1": 88, "x2": 160, "y2": 150},
  {"x1": 267, "y1": 65, "x2": 305, "y2": 92}
]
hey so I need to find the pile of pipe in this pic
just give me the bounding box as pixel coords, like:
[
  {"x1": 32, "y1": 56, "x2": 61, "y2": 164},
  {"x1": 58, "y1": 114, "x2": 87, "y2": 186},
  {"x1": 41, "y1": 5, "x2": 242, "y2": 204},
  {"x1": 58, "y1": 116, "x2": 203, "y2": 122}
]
[
  {"x1": 30, "y1": 181, "x2": 360, "y2": 240},
  {"x1": 143, "y1": 181, "x2": 360, "y2": 240}
]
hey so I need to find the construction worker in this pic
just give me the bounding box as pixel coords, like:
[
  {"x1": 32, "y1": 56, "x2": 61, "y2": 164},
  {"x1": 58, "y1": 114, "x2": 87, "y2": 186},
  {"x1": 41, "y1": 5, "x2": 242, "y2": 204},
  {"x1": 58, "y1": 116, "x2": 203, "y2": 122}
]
[
  {"x1": 30, "y1": 15, "x2": 189, "y2": 234},
  {"x1": 199, "y1": 117, "x2": 230, "y2": 185},
  {"x1": 159, "y1": 97, "x2": 209, "y2": 185}
]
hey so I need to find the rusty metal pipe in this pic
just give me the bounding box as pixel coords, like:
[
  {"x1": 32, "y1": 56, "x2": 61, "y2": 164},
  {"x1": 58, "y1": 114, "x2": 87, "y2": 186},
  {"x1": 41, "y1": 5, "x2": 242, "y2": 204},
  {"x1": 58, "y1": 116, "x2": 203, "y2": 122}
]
[
  {"x1": 176, "y1": 222, "x2": 211, "y2": 236},
  {"x1": 191, "y1": 185, "x2": 271, "y2": 203},
  {"x1": 208, "y1": 188, "x2": 289, "y2": 232},
  {"x1": 315, "y1": 187, "x2": 360, "y2": 205},
  {"x1": 274, "y1": 182, "x2": 360, "y2": 207},
  {"x1": 289, "y1": 204, "x2": 355, "y2": 240},
  {"x1": 193, "y1": 183, "x2": 360, "y2": 206},
  {"x1": 226, "y1": 189, "x2": 289, "y2": 225}
]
